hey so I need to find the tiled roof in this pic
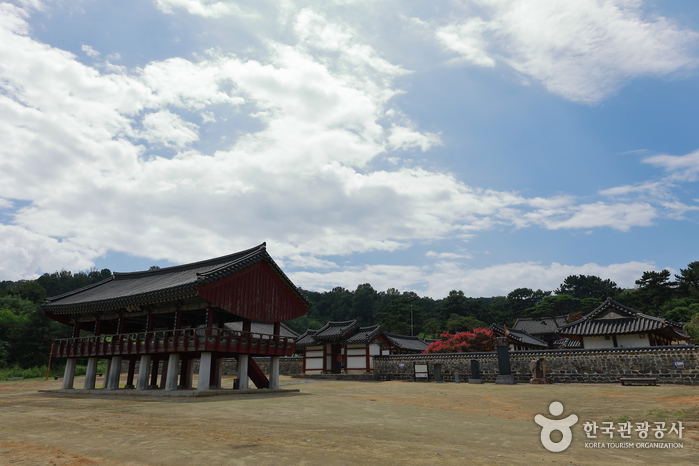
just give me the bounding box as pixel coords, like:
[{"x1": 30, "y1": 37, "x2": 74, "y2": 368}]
[
  {"x1": 224, "y1": 321, "x2": 299, "y2": 338},
  {"x1": 558, "y1": 298, "x2": 689, "y2": 339},
  {"x1": 490, "y1": 324, "x2": 549, "y2": 348},
  {"x1": 340, "y1": 325, "x2": 383, "y2": 344},
  {"x1": 383, "y1": 333, "x2": 429, "y2": 352},
  {"x1": 42, "y1": 243, "x2": 310, "y2": 314},
  {"x1": 313, "y1": 320, "x2": 360, "y2": 341},
  {"x1": 553, "y1": 338, "x2": 581, "y2": 349},
  {"x1": 295, "y1": 330, "x2": 319, "y2": 347},
  {"x1": 513, "y1": 316, "x2": 567, "y2": 335}
]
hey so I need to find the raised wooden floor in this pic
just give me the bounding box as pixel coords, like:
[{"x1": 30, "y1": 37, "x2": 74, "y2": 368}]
[{"x1": 52, "y1": 328, "x2": 295, "y2": 358}]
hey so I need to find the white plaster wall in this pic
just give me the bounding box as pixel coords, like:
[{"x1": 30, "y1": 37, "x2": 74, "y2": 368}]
[
  {"x1": 346, "y1": 355, "x2": 367, "y2": 370},
  {"x1": 347, "y1": 348, "x2": 366, "y2": 356},
  {"x1": 305, "y1": 350, "x2": 323, "y2": 358},
  {"x1": 583, "y1": 336, "x2": 615, "y2": 349},
  {"x1": 305, "y1": 358, "x2": 324, "y2": 370},
  {"x1": 617, "y1": 334, "x2": 651, "y2": 348}
]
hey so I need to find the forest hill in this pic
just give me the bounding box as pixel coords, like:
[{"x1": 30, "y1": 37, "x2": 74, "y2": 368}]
[{"x1": 1, "y1": 262, "x2": 699, "y2": 370}]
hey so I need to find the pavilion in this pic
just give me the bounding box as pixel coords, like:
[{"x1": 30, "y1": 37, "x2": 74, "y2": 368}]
[{"x1": 42, "y1": 243, "x2": 310, "y2": 393}]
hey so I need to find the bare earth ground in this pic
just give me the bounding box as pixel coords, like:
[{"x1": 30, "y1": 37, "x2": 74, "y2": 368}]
[{"x1": 0, "y1": 376, "x2": 697, "y2": 466}]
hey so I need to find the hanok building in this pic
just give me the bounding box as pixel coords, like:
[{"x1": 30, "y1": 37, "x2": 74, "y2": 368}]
[
  {"x1": 511, "y1": 316, "x2": 569, "y2": 349},
  {"x1": 296, "y1": 320, "x2": 429, "y2": 375},
  {"x1": 489, "y1": 324, "x2": 549, "y2": 351},
  {"x1": 557, "y1": 297, "x2": 690, "y2": 349},
  {"x1": 42, "y1": 243, "x2": 310, "y2": 393}
]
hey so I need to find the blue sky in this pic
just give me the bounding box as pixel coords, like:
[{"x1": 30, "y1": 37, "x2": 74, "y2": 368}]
[{"x1": 1, "y1": 0, "x2": 699, "y2": 297}]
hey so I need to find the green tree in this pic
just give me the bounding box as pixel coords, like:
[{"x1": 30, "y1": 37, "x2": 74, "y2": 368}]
[
  {"x1": 556, "y1": 275, "x2": 620, "y2": 300},
  {"x1": 675, "y1": 262, "x2": 699, "y2": 299},
  {"x1": 627, "y1": 270, "x2": 676, "y2": 314},
  {"x1": 445, "y1": 314, "x2": 486, "y2": 333},
  {"x1": 684, "y1": 312, "x2": 699, "y2": 344},
  {"x1": 527, "y1": 295, "x2": 600, "y2": 319}
]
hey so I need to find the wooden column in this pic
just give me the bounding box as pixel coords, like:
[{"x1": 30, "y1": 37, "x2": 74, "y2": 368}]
[
  {"x1": 72, "y1": 318, "x2": 80, "y2": 338},
  {"x1": 93, "y1": 317, "x2": 102, "y2": 336},
  {"x1": 206, "y1": 306, "x2": 215, "y2": 328},
  {"x1": 125, "y1": 359, "x2": 136, "y2": 389},
  {"x1": 146, "y1": 312, "x2": 154, "y2": 332}
]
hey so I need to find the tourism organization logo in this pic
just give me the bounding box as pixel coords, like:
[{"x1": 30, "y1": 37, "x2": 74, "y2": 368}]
[
  {"x1": 535, "y1": 402, "x2": 685, "y2": 452},
  {"x1": 535, "y1": 401, "x2": 578, "y2": 452}
]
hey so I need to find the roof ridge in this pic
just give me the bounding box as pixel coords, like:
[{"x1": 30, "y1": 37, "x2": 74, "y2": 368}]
[{"x1": 113, "y1": 243, "x2": 266, "y2": 279}]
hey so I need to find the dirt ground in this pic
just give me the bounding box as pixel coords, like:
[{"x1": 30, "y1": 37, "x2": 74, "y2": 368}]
[{"x1": 0, "y1": 376, "x2": 697, "y2": 466}]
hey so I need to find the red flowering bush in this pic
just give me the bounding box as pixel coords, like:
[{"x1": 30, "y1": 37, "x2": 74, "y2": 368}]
[{"x1": 424, "y1": 328, "x2": 495, "y2": 353}]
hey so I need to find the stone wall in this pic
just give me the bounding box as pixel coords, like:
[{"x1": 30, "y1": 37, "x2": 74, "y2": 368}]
[{"x1": 373, "y1": 346, "x2": 699, "y2": 385}]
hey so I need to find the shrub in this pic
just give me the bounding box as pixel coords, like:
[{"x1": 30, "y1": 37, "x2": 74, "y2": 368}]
[{"x1": 424, "y1": 328, "x2": 495, "y2": 353}]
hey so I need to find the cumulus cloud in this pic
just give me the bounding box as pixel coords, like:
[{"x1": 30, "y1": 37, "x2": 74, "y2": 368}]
[
  {"x1": 435, "y1": 0, "x2": 699, "y2": 103},
  {"x1": 292, "y1": 259, "x2": 659, "y2": 297},
  {"x1": 153, "y1": 0, "x2": 257, "y2": 19},
  {"x1": 0, "y1": 2, "x2": 692, "y2": 287}
]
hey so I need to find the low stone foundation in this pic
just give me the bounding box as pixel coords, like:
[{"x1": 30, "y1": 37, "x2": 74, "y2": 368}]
[{"x1": 373, "y1": 346, "x2": 699, "y2": 385}]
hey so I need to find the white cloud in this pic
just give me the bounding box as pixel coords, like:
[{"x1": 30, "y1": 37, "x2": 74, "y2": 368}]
[
  {"x1": 0, "y1": 224, "x2": 102, "y2": 280},
  {"x1": 436, "y1": 17, "x2": 496, "y2": 67},
  {"x1": 643, "y1": 149, "x2": 699, "y2": 181},
  {"x1": 153, "y1": 0, "x2": 257, "y2": 19},
  {"x1": 434, "y1": 0, "x2": 699, "y2": 103},
  {"x1": 293, "y1": 259, "x2": 659, "y2": 297},
  {"x1": 138, "y1": 110, "x2": 199, "y2": 148},
  {"x1": 0, "y1": 1, "x2": 692, "y2": 289},
  {"x1": 81, "y1": 44, "x2": 100, "y2": 58}
]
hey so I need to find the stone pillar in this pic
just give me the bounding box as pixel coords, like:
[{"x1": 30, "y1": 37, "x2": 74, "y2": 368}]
[
  {"x1": 165, "y1": 353, "x2": 180, "y2": 391},
  {"x1": 495, "y1": 337, "x2": 515, "y2": 385},
  {"x1": 62, "y1": 358, "x2": 77, "y2": 389},
  {"x1": 159, "y1": 359, "x2": 169, "y2": 389},
  {"x1": 83, "y1": 357, "x2": 98, "y2": 390},
  {"x1": 198, "y1": 352, "x2": 212, "y2": 391},
  {"x1": 433, "y1": 363, "x2": 443, "y2": 383},
  {"x1": 468, "y1": 359, "x2": 483, "y2": 384},
  {"x1": 125, "y1": 359, "x2": 136, "y2": 389},
  {"x1": 137, "y1": 355, "x2": 151, "y2": 390},
  {"x1": 106, "y1": 356, "x2": 122, "y2": 390},
  {"x1": 237, "y1": 354, "x2": 249, "y2": 390},
  {"x1": 269, "y1": 356, "x2": 280, "y2": 389},
  {"x1": 103, "y1": 359, "x2": 112, "y2": 388},
  {"x1": 149, "y1": 359, "x2": 159, "y2": 388}
]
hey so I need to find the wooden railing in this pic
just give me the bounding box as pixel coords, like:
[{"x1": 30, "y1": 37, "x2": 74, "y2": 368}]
[{"x1": 52, "y1": 328, "x2": 296, "y2": 358}]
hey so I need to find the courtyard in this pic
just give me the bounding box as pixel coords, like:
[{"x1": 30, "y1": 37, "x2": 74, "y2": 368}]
[{"x1": 0, "y1": 376, "x2": 697, "y2": 465}]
